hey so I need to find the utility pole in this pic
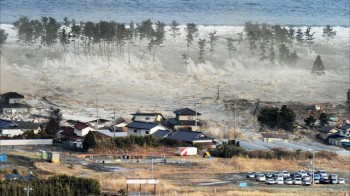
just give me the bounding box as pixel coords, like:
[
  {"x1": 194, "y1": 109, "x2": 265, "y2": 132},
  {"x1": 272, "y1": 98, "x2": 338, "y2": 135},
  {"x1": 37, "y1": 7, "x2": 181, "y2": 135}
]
[
  {"x1": 96, "y1": 98, "x2": 99, "y2": 130},
  {"x1": 234, "y1": 101, "x2": 237, "y2": 133},
  {"x1": 312, "y1": 150, "x2": 315, "y2": 186},
  {"x1": 217, "y1": 84, "x2": 220, "y2": 100},
  {"x1": 113, "y1": 108, "x2": 116, "y2": 138},
  {"x1": 194, "y1": 103, "x2": 198, "y2": 129}
]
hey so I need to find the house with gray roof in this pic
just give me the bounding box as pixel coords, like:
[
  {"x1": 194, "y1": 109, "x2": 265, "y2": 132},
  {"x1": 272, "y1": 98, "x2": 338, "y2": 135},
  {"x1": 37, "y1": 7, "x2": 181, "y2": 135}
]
[
  {"x1": 166, "y1": 129, "x2": 213, "y2": 145},
  {"x1": 318, "y1": 125, "x2": 339, "y2": 140},
  {"x1": 0, "y1": 92, "x2": 29, "y2": 114},
  {"x1": 126, "y1": 121, "x2": 167, "y2": 136},
  {"x1": 168, "y1": 108, "x2": 202, "y2": 131},
  {"x1": 131, "y1": 113, "x2": 165, "y2": 123}
]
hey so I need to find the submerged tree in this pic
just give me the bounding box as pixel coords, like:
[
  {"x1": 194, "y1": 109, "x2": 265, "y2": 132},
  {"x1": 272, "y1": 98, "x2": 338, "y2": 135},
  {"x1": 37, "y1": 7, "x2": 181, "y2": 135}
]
[
  {"x1": 319, "y1": 112, "x2": 329, "y2": 127},
  {"x1": 198, "y1": 38, "x2": 206, "y2": 63},
  {"x1": 226, "y1": 38, "x2": 236, "y2": 59},
  {"x1": 246, "y1": 31, "x2": 257, "y2": 54},
  {"x1": 295, "y1": 27, "x2": 304, "y2": 45},
  {"x1": 305, "y1": 27, "x2": 315, "y2": 53},
  {"x1": 322, "y1": 25, "x2": 336, "y2": 42},
  {"x1": 150, "y1": 21, "x2": 166, "y2": 61},
  {"x1": 169, "y1": 20, "x2": 181, "y2": 43},
  {"x1": 311, "y1": 55, "x2": 325, "y2": 75},
  {"x1": 45, "y1": 107, "x2": 62, "y2": 135},
  {"x1": 0, "y1": 29, "x2": 8, "y2": 46},
  {"x1": 208, "y1": 30, "x2": 218, "y2": 55},
  {"x1": 83, "y1": 131, "x2": 97, "y2": 150},
  {"x1": 304, "y1": 115, "x2": 316, "y2": 127},
  {"x1": 184, "y1": 23, "x2": 198, "y2": 53}
]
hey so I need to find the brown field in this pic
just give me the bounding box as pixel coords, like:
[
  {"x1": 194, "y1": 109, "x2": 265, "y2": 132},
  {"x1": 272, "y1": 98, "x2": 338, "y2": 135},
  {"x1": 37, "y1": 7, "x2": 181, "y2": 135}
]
[{"x1": 2, "y1": 148, "x2": 350, "y2": 195}]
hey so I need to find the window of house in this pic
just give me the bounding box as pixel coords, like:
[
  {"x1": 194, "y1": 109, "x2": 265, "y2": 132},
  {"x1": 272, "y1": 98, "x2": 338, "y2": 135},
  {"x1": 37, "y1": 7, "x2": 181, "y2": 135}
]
[
  {"x1": 146, "y1": 131, "x2": 149, "y2": 134},
  {"x1": 188, "y1": 116, "x2": 193, "y2": 120},
  {"x1": 145, "y1": 117, "x2": 150, "y2": 121},
  {"x1": 134, "y1": 129, "x2": 137, "y2": 133}
]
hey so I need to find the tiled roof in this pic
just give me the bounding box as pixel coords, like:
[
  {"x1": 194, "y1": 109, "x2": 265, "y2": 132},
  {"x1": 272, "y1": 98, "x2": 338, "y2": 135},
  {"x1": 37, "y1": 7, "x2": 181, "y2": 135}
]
[
  {"x1": 1, "y1": 92, "x2": 25, "y2": 99},
  {"x1": 167, "y1": 130, "x2": 213, "y2": 143},
  {"x1": 74, "y1": 122, "x2": 89, "y2": 130},
  {"x1": 339, "y1": 123, "x2": 350, "y2": 131},
  {"x1": 126, "y1": 122, "x2": 159, "y2": 130},
  {"x1": 167, "y1": 118, "x2": 202, "y2": 126},
  {"x1": 14, "y1": 121, "x2": 41, "y2": 130},
  {"x1": 174, "y1": 108, "x2": 201, "y2": 116},
  {"x1": 152, "y1": 129, "x2": 171, "y2": 138},
  {"x1": 131, "y1": 113, "x2": 163, "y2": 116},
  {"x1": 318, "y1": 125, "x2": 334, "y2": 133}
]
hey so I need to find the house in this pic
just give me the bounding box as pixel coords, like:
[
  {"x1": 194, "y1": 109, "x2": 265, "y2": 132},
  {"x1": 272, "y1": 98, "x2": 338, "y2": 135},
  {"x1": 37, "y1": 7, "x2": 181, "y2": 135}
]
[
  {"x1": 0, "y1": 92, "x2": 29, "y2": 114},
  {"x1": 73, "y1": 122, "x2": 96, "y2": 137},
  {"x1": 167, "y1": 108, "x2": 202, "y2": 131},
  {"x1": 166, "y1": 129, "x2": 213, "y2": 145},
  {"x1": 337, "y1": 122, "x2": 350, "y2": 137},
  {"x1": 126, "y1": 122, "x2": 167, "y2": 136},
  {"x1": 97, "y1": 129, "x2": 127, "y2": 138},
  {"x1": 318, "y1": 125, "x2": 338, "y2": 140},
  {"x1": 13, "y1": 121, "x2": 42, "y2": 134},
  {"x1": 328, "y1": 134, "x2": 350, "y2": 146},
  {"x1": 58, "y1": 126, "x2": 83, "y2": 148},
  {"x1": 261, "y1": 133, "x2": 289, "y2": 143},
  {"x1": 152, "y1": 129, "x2": 171, "y2": 138},
  {"x1": 0, "y1": 119, "x2": 23, "y2": 137},
  {"x1": 131, "y1": 113, "x2": 165, "y2": 123}
]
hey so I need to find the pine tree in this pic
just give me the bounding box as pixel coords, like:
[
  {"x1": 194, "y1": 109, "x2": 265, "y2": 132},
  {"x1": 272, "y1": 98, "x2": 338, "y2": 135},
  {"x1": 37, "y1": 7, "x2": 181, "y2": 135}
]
[
  {"x1": 269, "y1": 43, "x2": 275, "y2": 63},
  {"x1": 288, "y1": 50, "x2": 299, "y2": 64},
  {"x1": 319, "y1": 112, "x2": 329, "y2": 127},
  {"x1": 304, "y1": 115, "x2": 316, "y2": 127},
  {"x1": 151, "y1": 21, "x2": 166, "y2": 61},
  {"x1": 198, "y1": 38, "x2": 206, "y2": 63},
  {"x1": 83, "y1": 131, "x2": 97, "y2": 150},
  {"x1": 311, "y1": 55, "x2": 325, "y2": 75},
  {"x1": 295, "y1": 27, "x2": 304, "y2": 45},
  {"x1": 0, "y1": 29, "x2": 8, "y2": 46},
  {"x1": 208, "y1": 30, "x2": 218, "y2": 55},
  {"x1": 45, "y1": 108, "x2": 62, "y2": 136},
  {"x1": 246, "y1": 31, "x2": 257, "y2": 54},
  {"x1": 322, "y1": 25, "x2": 336, "y2": 42},
  {"x1": 226, "y1": 38, "x2": 236, "y2": 58},
  {"x1": 278, "y1": 43, "x2": 289, "y2": 64},
  {"x1": 169, "y1": 20, "x2": 181, "y2": 43},
  {"x1": 305, "y1": 27, "x2": 315, "y2": 53},
  {"x1": 184, "y1": 23, "x2": 198, "y2": 53}
]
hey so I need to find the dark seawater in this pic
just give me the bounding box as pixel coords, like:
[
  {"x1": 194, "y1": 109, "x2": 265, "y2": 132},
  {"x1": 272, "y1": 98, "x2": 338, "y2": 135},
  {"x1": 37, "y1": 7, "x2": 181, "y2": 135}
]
[{"x1": 0, "y1": 0, "x2": 349, "y2": 26}]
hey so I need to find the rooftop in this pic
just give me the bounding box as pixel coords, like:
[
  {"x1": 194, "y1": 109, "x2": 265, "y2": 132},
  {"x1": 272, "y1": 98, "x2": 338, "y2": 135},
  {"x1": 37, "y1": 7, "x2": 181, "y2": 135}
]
[
  {"x1": 152, "y1": 129, "x2": 171, "y2": 138},
  {"x1": 1, "y1": 92, "x2": 25, "y2": 99},
  {"x1": 174, "y1": 108, "x2": 201, "y2": 116},
  {"x1": 167, "y1": 130, "x2": 213, "y2": 143},
  {"x1": 126, "y1": 122, "x2": 159, "y2": 130}
]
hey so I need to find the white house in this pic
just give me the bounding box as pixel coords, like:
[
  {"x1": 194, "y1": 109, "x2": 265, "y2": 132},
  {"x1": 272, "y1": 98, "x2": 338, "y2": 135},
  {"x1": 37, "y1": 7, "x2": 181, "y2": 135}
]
[
  {"x1": 73, "y1": 122, "x2": 96, "y2": 137},
  {"x1": 126, "y1": 122, "x2": 167, "y2": 136},
  {"x1": 131, "y1": 113, "x2": 165, "y2": 123},
  {"x1": 98, "y1": 129, "x2": 127, "y2": 138}
]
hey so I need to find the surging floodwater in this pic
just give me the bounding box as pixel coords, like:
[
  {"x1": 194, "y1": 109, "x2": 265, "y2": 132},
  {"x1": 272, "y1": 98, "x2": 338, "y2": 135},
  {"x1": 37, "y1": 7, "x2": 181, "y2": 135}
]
[{"x1": 0, "y1": 0, "x2": 349, "y2": 26}]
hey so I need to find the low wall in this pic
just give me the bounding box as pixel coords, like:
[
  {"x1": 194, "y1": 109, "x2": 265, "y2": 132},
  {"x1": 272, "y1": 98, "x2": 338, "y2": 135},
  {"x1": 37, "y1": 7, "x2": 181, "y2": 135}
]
[{"x1": 0, "y1": 139, "x2": 53, "y2": 146}]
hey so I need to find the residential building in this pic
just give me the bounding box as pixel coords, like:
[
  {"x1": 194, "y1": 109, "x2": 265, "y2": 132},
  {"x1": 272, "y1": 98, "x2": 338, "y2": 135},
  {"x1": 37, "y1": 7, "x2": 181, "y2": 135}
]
[
  {"x1": 337, "y1": 123, "x2": 350, "y2": 137},
  {"x1": 131, "y1": 113, "x2": 165, "y2": 123},
  {"x1": 0, "y1": 119, "x2": 23, "y2": 137},
  {"x1": 167, "y1": 129, "x2": 213, "y2": 145},
  {"x1": 73, "y1": 122, "x2": 96, "y2": 137},
  {"x1": 167, "y1": 108, "x2": 202, "y2": 131},
  {"x1": 318, "y1": 125, "x2": 338, "y2": 140},
  {"x1": 328, "y1": 134, "x2": 350, "y2": 146},
  {"x1": 0, "y1": 92, "x2": 29, "y2": 114},
  {"x1": 126, "y1": 122, "x2": 167, "y2": 136},
  {"x1": 152, "y1": 129, "x2": 171, "y2": 138}
]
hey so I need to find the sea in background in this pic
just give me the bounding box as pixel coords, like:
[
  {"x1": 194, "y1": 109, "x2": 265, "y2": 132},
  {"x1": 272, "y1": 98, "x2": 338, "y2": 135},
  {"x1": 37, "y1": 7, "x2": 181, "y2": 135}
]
[{"x1": 0, "y1": 0, "x2": 349, "y2": 26}]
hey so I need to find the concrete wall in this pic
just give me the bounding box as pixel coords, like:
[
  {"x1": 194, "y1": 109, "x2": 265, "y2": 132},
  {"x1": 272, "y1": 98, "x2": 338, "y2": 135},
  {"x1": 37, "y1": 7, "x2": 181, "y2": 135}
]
[{"x1": 0, "y1": 139, "x2": 53, "y2": 146}]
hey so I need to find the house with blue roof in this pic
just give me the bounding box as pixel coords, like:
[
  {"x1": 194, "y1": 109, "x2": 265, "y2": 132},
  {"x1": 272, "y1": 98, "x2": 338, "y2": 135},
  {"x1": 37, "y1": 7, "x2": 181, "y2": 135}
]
[
  {"x1": 0, "y1": 92, "x2": 29, "y2": 114},
  {"x1": 126, "y1": 121, "x2": 168, "y2": 136}
]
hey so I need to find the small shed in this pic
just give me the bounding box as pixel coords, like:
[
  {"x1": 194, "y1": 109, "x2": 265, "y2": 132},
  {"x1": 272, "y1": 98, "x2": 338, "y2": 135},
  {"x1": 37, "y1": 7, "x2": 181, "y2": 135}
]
[
  {"x1": 47, "y1": 152, "x2": 60, "y2": 163},
  {"x1": 0, "y1": 154, "x2": 7, "y2": 162},
  {"x1": 176, "y1": 147, "x2": 197, "y2": 156}
]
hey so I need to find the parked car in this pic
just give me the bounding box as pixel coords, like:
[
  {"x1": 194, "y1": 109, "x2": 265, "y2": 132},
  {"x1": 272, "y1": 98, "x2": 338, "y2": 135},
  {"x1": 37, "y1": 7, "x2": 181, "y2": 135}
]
[
  {"x1": 274, "y1": 174, "x2": 284, "y2": 181},
  {"x1": 293, "y1": 178, "x2": 302, "y2": 185},
  {"x1": 320, "y1": 178, "x2": 331, "y2": 184},
  {"x1": 298, "y1": 170, "x2": 308, "y2": 177},
  {"x1": 246, "y1": 172, "x2": 255, "y2": 178},
  {"x1": 331, "y1": 178, "x2": 338, "y2": 184},
  {"x1": 302, "y1": 179, "x2": 311, "y2": 186},
  {"x1": 303, "y1": 176, "x2": 311, "y2": 181},
  {"x1": 282, "y1": 170, "x2": 291, "y2": 178},
  {"x1": 256, "y1": 174, "x2": 266, "y2": 181},
  {"x1": 285, "y1": 178, "x2": 294, "y2": 185},
  {"x1": 316, "y1": 170, "x2": 328, "y2": 178},
  {"x1": 265, "y1": 173, "x2": 274, "y2": 178},
  {"x1": 276, "y1": 179, "x2": 284, "y2": 185},
  {"x1": 313, "y1": 174, "x2": 321, "y2": 184},
  {"x1": 266, "y1": 179, "x2": 276, "y2": 185},
  {"x1": 338, "y1": 178, "x2": 345, "y2": 184},
  {"x1": 290, "y1": 173, "x2": 301, "y2": 178},
  {"x1": 329, "y1": 174, "x2": 338, "y2": 181}
]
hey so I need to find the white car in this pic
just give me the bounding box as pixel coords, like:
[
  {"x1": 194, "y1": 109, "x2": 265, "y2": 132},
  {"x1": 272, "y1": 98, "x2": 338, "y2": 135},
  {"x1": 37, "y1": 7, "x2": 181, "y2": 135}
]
[
  {"x1": 316, "y1": 170, "x2": 328, "y2": 178},
  {"x1": 298, "y1": 170, "x2": 308, "y2": 177},
  {"x1": 285, "y1": 178, "x2": 294, "y2": 185},
  {"x1": 282, "y1": 171, "x2": 291, "y2": 178},
  {"x1": 276, "y1": 179, "x2": 284, "y2": 185},
  {"x1": 293, "y1": 178, "x2": 302, "y2": 185},
  {"x1": 266, "y1": 179, "x2": 276, "y2": 185},
  {"x1": 256, "y1": 174, "x2": 266, "y2": 181},
  {"x1": 338, "y1": 178, "x2": 345, "y2": 184}
]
